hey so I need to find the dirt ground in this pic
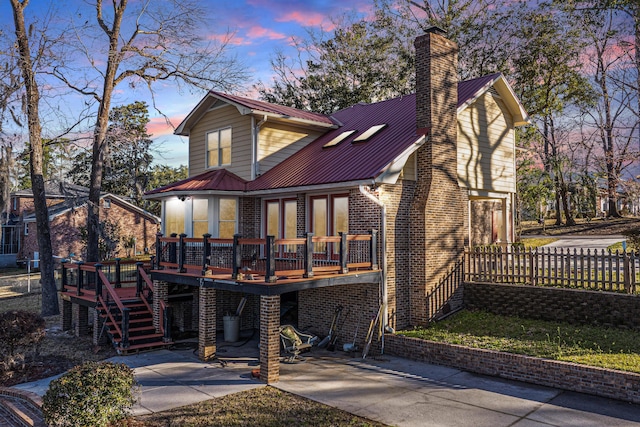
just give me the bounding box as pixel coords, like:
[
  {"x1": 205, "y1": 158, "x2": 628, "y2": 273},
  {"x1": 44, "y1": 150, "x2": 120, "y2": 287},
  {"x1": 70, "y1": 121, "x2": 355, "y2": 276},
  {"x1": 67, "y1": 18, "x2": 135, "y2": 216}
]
[
  {"x1": 0, "y1": 285, "x2": 117, "y2": 387},
  {"x1": 520, "y1": 216, "x2": 640, "y2": 236}
]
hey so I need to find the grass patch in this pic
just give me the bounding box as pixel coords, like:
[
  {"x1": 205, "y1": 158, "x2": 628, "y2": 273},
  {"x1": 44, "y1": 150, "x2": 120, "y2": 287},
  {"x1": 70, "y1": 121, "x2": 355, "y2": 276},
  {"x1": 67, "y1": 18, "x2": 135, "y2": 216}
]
[
  {"x1": 518, "y1": 237, "x2": 558, "y2": 248},
  {"x1": 0, "y1": 293, "x2": 42, "y2": 313},
  {"x1": 399, "y1": 310, "x2": 640, "y2": 373},
  {"x1": 607, "y1": 241, "x2": 637, "y2": 253},
  {"x1": 137, "y1": 386, "x2": 386, "y2": 427}
]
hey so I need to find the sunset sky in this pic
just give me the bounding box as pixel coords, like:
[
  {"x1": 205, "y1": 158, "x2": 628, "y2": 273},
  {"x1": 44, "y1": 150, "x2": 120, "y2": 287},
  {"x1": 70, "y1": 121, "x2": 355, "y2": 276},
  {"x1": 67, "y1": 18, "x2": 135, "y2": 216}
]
[{"x1": 0, "y1": 0, "x2": 375, "y2": 167}]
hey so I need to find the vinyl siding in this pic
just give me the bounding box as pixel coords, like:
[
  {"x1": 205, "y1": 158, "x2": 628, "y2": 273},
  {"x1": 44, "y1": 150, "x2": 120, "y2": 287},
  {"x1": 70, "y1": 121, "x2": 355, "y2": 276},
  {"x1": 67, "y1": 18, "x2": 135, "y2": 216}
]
[
  {"x1": 189, "y1": 105, "x2": 253, "y2": 179},
  {"x1": 457, "y1": 93, "x2": 515, "y2": 193},
  {"x1": 258, "y1": 122, "x2": 323, "y2": 175}
]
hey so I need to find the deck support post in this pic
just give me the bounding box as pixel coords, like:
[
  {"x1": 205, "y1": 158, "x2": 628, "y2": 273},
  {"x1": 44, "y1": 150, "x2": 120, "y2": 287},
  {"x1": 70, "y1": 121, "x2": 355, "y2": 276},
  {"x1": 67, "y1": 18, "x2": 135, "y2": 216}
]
[
  {"x1": 155, "y1": 232, "x2": 163, "y2": 269},
  {"x1": 232, "y1": 234, "x2": 241, "y2": 279},
  {"x1": 62, "y1": 299, "x2": 72, "y2": 331},
  {"x1": 178, "y1": 233, "x2": 187, "y2": 273},
  {"x1": 202, "y1": 234, "x2": 212, "y2": 275},
  {"x1": 304, "y1": 233, "x2": 314, "y2": 278},
  {"x1": 339, "y1": 232, "x2": 348, "y2": 274},
  {"x1": 76, "y1": 262, "x2": 84, "y2": 296},
  {"x1": 163, "y1": 305, "x2": 173, "y2": 342},
  {"x1": 153, "y1": 280, "x2": 169, "y2": 333},
  {"x1": 198, "y1": 287, "x2": 216, "y2": 360},
  {"x1": 259, "y1": 294, "x2": 280, "y2": 383},
  {"x1": 370, "y1": 229, "x2": 378, "y2": 270},
  {"x1": 76, "y1": 305, "x2": 89, "y2": 337},
  {"x1": 61, "y1": 261, "x2": 68, "y2": 292},
  {"x1": 136, "y1": 262, "x2": 144, "y2": 297},
  {"x1": 265, "y1": 236, "x2": 276, "y2": 283}
]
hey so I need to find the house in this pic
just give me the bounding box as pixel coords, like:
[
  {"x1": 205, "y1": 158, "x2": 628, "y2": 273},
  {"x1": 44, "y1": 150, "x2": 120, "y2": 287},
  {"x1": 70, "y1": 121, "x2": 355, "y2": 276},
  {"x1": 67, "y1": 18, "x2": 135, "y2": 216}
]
[
  {"x1": 62, "y1": 28, "x2": 527, "y2": 383},
  {"x1": 1, "y1": 181, "x2": 159, "y2": 266}
]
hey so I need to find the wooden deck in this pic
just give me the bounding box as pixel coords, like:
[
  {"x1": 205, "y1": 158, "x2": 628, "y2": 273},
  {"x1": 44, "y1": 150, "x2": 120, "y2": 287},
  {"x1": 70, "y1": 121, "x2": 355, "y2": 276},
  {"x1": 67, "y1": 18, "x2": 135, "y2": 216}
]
[{"x1": 151, "y1": 267, "x2": 381, "y2": 295}]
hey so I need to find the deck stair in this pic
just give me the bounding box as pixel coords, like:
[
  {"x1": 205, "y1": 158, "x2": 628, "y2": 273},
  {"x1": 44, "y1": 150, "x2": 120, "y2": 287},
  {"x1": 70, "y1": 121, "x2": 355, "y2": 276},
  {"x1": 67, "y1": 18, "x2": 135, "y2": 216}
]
[{"x1": 98, "y1": 296, "x2": 171, "y2": 354}]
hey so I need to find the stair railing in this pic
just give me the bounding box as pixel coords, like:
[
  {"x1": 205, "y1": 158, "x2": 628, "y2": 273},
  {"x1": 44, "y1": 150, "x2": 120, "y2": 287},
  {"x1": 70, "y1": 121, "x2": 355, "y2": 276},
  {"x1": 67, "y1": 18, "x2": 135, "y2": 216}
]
[
  {"x1": 136, "y1": 263, "x2": 171, "y2": 342},
  {"x1": 95, "y1": 264, "x2": 130, "y2": 348}
]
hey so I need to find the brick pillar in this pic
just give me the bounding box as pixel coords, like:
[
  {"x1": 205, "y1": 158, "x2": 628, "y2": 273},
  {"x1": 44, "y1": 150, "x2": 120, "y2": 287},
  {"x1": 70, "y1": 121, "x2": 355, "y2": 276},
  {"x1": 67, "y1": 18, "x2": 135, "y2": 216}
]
[
  {"x1": 76, "y1": 305, "x2": 89, "y2": 336},
  {"x1": 259, "y1": 295, "x2": 280, "y2": 383},
  {"x1": 198, "y1": 287, "x2": 216, "y2": 361},
  {"x1": 410, "y1": 28, "x2": 466, "y2": 326},
  {"x1": 153, "y1": 280, "x2": 169, "y2": 332},
  {"x1": 62, "y1": 299, "x2": 72, "y2": 331}
]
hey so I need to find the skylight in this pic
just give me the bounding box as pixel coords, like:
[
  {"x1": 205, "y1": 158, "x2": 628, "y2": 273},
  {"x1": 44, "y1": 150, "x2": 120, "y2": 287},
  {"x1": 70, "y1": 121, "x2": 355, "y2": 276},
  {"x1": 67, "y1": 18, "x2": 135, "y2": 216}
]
[
  {"x1": 353, "y1": 124, "x2": 387, "y2": 142},
  {"x1": 323, "y1": 130, "x2": 356, "y2": 148}
]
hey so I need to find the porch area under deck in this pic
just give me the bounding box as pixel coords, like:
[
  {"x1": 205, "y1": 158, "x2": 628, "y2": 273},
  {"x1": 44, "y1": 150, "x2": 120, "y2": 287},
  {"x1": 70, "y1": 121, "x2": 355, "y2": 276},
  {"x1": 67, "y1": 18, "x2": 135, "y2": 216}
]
[{"x1": 150, "y1": 231, "x2": 381, "y2": 383}]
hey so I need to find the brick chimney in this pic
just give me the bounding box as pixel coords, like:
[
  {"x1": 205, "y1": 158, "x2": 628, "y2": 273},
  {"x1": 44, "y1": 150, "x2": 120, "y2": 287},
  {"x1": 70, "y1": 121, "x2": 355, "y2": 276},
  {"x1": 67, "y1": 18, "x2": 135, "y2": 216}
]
[{"x1": 409, "y1": 27, "x2": 467, "y2": 326}]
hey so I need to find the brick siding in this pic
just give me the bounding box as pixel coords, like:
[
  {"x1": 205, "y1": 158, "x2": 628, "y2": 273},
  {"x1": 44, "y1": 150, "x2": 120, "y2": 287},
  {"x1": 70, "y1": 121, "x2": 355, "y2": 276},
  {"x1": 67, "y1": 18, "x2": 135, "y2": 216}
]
[{"x1": 385, "y1": 334, "x2": 640, "y2": 404}]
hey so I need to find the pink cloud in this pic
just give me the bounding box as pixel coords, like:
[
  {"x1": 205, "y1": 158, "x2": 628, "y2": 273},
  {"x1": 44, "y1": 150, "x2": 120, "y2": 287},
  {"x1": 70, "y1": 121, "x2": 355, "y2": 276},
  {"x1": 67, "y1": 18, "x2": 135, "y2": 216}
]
[
  {"x1": 207, "y1": 33, "x2": 252, "y2": 46},
  {"x1": 276, "y1": 11, "x2": 334, "y2": 30},
  {"x1": 147, "y1": 115, "x2": 185, "y2": 136},
  {"x1": 246, "y1": 25, "x2": 287, "y2": 40}
]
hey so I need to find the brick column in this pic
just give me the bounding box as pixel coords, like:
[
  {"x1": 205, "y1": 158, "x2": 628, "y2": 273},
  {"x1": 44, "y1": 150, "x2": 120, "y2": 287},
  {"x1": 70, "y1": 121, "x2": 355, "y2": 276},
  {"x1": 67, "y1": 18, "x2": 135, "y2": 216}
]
[
  {"x1": 153, "y1": 280, "x2": 169, "y2": 332},
  {"x1": 75, "y1": 305, "x2": 89, "y2": 336},
  {"x1": 61, "y1": 299, "x2": 72, "y2": 331},
  {"x1": 198, "y1": 287, "x2": 216, "y2": 360},
  {"x1": 259, "y1": 295, "x2": 280, "y2": 383}
]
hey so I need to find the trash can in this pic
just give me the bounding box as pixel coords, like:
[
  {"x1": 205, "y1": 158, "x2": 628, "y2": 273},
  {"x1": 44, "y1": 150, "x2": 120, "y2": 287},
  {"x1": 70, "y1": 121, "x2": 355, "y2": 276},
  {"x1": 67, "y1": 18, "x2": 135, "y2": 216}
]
[{"x1": 223, "y1": 315, "x2": 240, "y2": 342}]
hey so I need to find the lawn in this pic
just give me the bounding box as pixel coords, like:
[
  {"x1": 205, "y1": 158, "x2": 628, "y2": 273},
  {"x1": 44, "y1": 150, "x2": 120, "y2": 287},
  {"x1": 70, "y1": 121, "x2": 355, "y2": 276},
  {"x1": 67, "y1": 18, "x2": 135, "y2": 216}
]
[
  {"x1": 399, "y1": 310, "x2": 640, "y2": 373},
  {"x1": 136, "y1": 387, "x2": 385, "y2": 427}
]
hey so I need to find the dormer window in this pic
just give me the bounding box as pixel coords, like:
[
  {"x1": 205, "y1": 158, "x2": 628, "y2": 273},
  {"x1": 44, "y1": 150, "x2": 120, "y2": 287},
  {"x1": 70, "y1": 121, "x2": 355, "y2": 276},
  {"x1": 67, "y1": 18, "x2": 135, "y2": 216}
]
[{"x1": 207, "y1": 127, "x2": 232, "y2": 168}]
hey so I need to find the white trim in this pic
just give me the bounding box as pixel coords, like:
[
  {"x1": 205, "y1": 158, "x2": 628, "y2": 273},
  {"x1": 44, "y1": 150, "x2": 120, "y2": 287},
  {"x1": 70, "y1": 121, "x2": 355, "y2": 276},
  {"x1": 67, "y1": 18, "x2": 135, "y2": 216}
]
[
  {"x1": 374, "y1": 135, "x2": 426, "y2": 184},
  {"x1": 457, "y1": 74, "x2": 529, "y2": 126}
]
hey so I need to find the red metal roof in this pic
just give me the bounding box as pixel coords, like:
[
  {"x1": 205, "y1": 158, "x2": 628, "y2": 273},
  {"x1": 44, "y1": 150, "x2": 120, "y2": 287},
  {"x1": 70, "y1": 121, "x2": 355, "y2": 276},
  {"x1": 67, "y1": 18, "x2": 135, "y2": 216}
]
[
  {"x1": 210, "y1": 91, "x2": 335, "y2": 126},
  {"x1": 151, "y1": 74, "x2": 509, "y2": 194},
  {"x1": 146, "y1": 169, "x2": 247, "y2": 194}
]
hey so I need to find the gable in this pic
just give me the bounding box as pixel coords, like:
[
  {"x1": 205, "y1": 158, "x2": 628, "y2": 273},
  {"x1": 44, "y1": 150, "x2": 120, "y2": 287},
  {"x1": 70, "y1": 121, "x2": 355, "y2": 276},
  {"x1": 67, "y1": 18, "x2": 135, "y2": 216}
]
[
  {"x1": 189, "y1": 105, "x2": 253, "y2": 179},
  {"x1": 457, "y1": 92, "x2": 516, "y2": 193}
]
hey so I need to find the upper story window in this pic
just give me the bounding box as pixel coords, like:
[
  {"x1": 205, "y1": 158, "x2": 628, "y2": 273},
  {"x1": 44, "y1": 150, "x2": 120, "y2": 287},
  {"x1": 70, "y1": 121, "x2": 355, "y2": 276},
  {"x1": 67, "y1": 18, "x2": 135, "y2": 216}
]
[
  {"x1": 103, "y1": 198, "x2": 111, "y2": 208},
  {"x1": 206, "y1": 127, "x2": 232, "y2": 168}
]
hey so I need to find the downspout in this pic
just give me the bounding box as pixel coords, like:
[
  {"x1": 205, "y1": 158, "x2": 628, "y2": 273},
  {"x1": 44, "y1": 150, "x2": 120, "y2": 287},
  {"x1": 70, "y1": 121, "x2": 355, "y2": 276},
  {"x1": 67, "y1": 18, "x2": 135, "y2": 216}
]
[
  {"x1": 359, "y1": 184, "x2": 389, "y2": 354},
  {"x1": 251, "y1": 115, "x2": 267, "y2": 180}
]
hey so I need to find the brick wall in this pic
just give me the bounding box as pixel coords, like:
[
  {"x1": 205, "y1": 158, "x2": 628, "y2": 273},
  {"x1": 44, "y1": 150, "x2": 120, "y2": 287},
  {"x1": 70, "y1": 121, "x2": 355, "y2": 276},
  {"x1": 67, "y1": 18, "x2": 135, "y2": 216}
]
[
  {"x1": 385, "y1": 334, "x2": 640, "y2": 404},
  {"x1": 298, "y1": 282, "x2": 383, "y2": 354},
  {"x1": 469, "y1": 200, "x2": 500, "y2": 246},
  {"x1": 465, "y1": 282, "x2": 640, "y2": 329}
]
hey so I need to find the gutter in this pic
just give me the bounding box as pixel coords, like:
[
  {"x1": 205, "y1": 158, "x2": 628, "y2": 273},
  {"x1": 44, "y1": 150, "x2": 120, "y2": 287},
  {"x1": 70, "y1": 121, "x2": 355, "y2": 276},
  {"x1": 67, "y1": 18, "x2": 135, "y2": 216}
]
[{"x1": 358, "y1": 184, "x2": 389, "y2": 354}]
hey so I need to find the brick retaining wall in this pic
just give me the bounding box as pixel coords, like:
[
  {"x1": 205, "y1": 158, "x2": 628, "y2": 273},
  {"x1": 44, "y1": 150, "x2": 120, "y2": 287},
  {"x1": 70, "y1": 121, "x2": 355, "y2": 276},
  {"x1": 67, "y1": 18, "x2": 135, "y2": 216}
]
[
  {"x1": 464, "y1": 282, "x2": 640, "y2": 329},
  {"x1": 385, "y1": 334, "x2": 640, "y2": 404}
]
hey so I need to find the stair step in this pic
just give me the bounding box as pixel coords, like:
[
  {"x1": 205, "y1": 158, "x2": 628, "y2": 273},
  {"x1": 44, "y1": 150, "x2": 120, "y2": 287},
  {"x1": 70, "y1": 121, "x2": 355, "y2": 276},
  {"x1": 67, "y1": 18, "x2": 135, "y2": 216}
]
[{"x1": 0, "y1": 396, "x2": 45, "y2": 427}]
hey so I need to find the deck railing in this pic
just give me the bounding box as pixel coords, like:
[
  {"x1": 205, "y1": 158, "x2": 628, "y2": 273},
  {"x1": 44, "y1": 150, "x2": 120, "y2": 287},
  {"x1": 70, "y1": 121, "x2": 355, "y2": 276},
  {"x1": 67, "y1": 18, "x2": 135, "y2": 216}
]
[
  {"x1": 154, "y1": 230, "x2": 379, "y2": 282},
  {"x1": 465, "y1": 246, "x2": 639, "y2": 294},
  {"x1": 60, "y1": 260, "x2": 172, "y2": 348}
]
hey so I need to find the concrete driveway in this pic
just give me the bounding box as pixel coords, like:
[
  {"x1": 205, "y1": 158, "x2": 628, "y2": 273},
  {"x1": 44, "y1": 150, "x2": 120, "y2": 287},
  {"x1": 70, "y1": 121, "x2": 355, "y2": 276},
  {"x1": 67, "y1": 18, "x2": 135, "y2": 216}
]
[
  {"x1": 536, "y1": 235, "x2": 625, "y2": 251},
  {"x1": 14, "y1": 344, "x2": 640, "y2": 426}
]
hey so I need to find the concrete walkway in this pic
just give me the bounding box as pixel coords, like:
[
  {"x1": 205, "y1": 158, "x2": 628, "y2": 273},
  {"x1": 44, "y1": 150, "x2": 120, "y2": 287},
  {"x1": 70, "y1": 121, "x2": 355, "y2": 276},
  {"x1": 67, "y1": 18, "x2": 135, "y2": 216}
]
[{"x1": 13, "y1": 344, "x2": 640, "y2": 426}]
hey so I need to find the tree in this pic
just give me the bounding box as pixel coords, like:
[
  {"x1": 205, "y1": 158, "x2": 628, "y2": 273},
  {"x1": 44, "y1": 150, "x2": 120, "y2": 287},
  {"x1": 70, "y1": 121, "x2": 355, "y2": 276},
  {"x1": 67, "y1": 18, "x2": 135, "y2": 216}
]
[
  {"x1": 511, "y1": 4, "x2": 596, "y2": 226},
  {"x1": 145, "y1": 164, "x2": 188, "y2": 216},
  {"x1": 8, "y1": 0, "x2": 59, "y2": 316},
  {"x1": 257, "y1": 13, "x2": 415, "y2": 114},
  {"x1": 49, "y1": 0, "x2": 247, "y2": 262}
]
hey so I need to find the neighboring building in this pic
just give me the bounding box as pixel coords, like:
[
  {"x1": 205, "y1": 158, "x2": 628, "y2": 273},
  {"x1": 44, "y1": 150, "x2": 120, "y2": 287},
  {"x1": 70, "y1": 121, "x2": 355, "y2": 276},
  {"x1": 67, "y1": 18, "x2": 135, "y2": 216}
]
[
  {"x1": 137, "y1": 28, "x2": 529, "y2": 381},
  {"x1": 2, "y1": 181, "x2": 159, "y2": 266}
]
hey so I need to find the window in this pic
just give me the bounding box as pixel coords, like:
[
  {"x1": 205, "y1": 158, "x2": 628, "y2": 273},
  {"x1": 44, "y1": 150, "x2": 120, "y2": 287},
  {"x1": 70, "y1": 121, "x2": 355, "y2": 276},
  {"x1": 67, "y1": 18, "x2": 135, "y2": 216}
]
[
  {"x1": 323, "y1": 130, "x2": 356, "y2": 148},
  {"x1": 163, "y1": 197, "x2": 237, "y2": 238},
  {"x1": 192, "y1": 199, "x2": 209, "y2": 237},
  {"x1": 164, "y1": 198, "x2": 185, "y2": 236},
  {"x1": 264, "y1": 199, "x2": 297, "y2": 240},
  {"x1": 12, "y1": 197, "x2": 17, "y2": 211},
  {"x1": 24, "y1": 223, "x2": 28, "y2": 236},
  {"x1": 310, "y1": 194, "x2": 348, "y2": 253},
  {"x1": 103, "y1": 198, "x2": 111, "y2": 209},
  {"x1": 206, "y1": 127, "x2": 232, "y2": 168},
  {"x1": 353, "y1": 124, "x2": 387, "y2": 142},
  {"x1": 218, "y1": 198, "x2": 237, "y2": 238}
]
